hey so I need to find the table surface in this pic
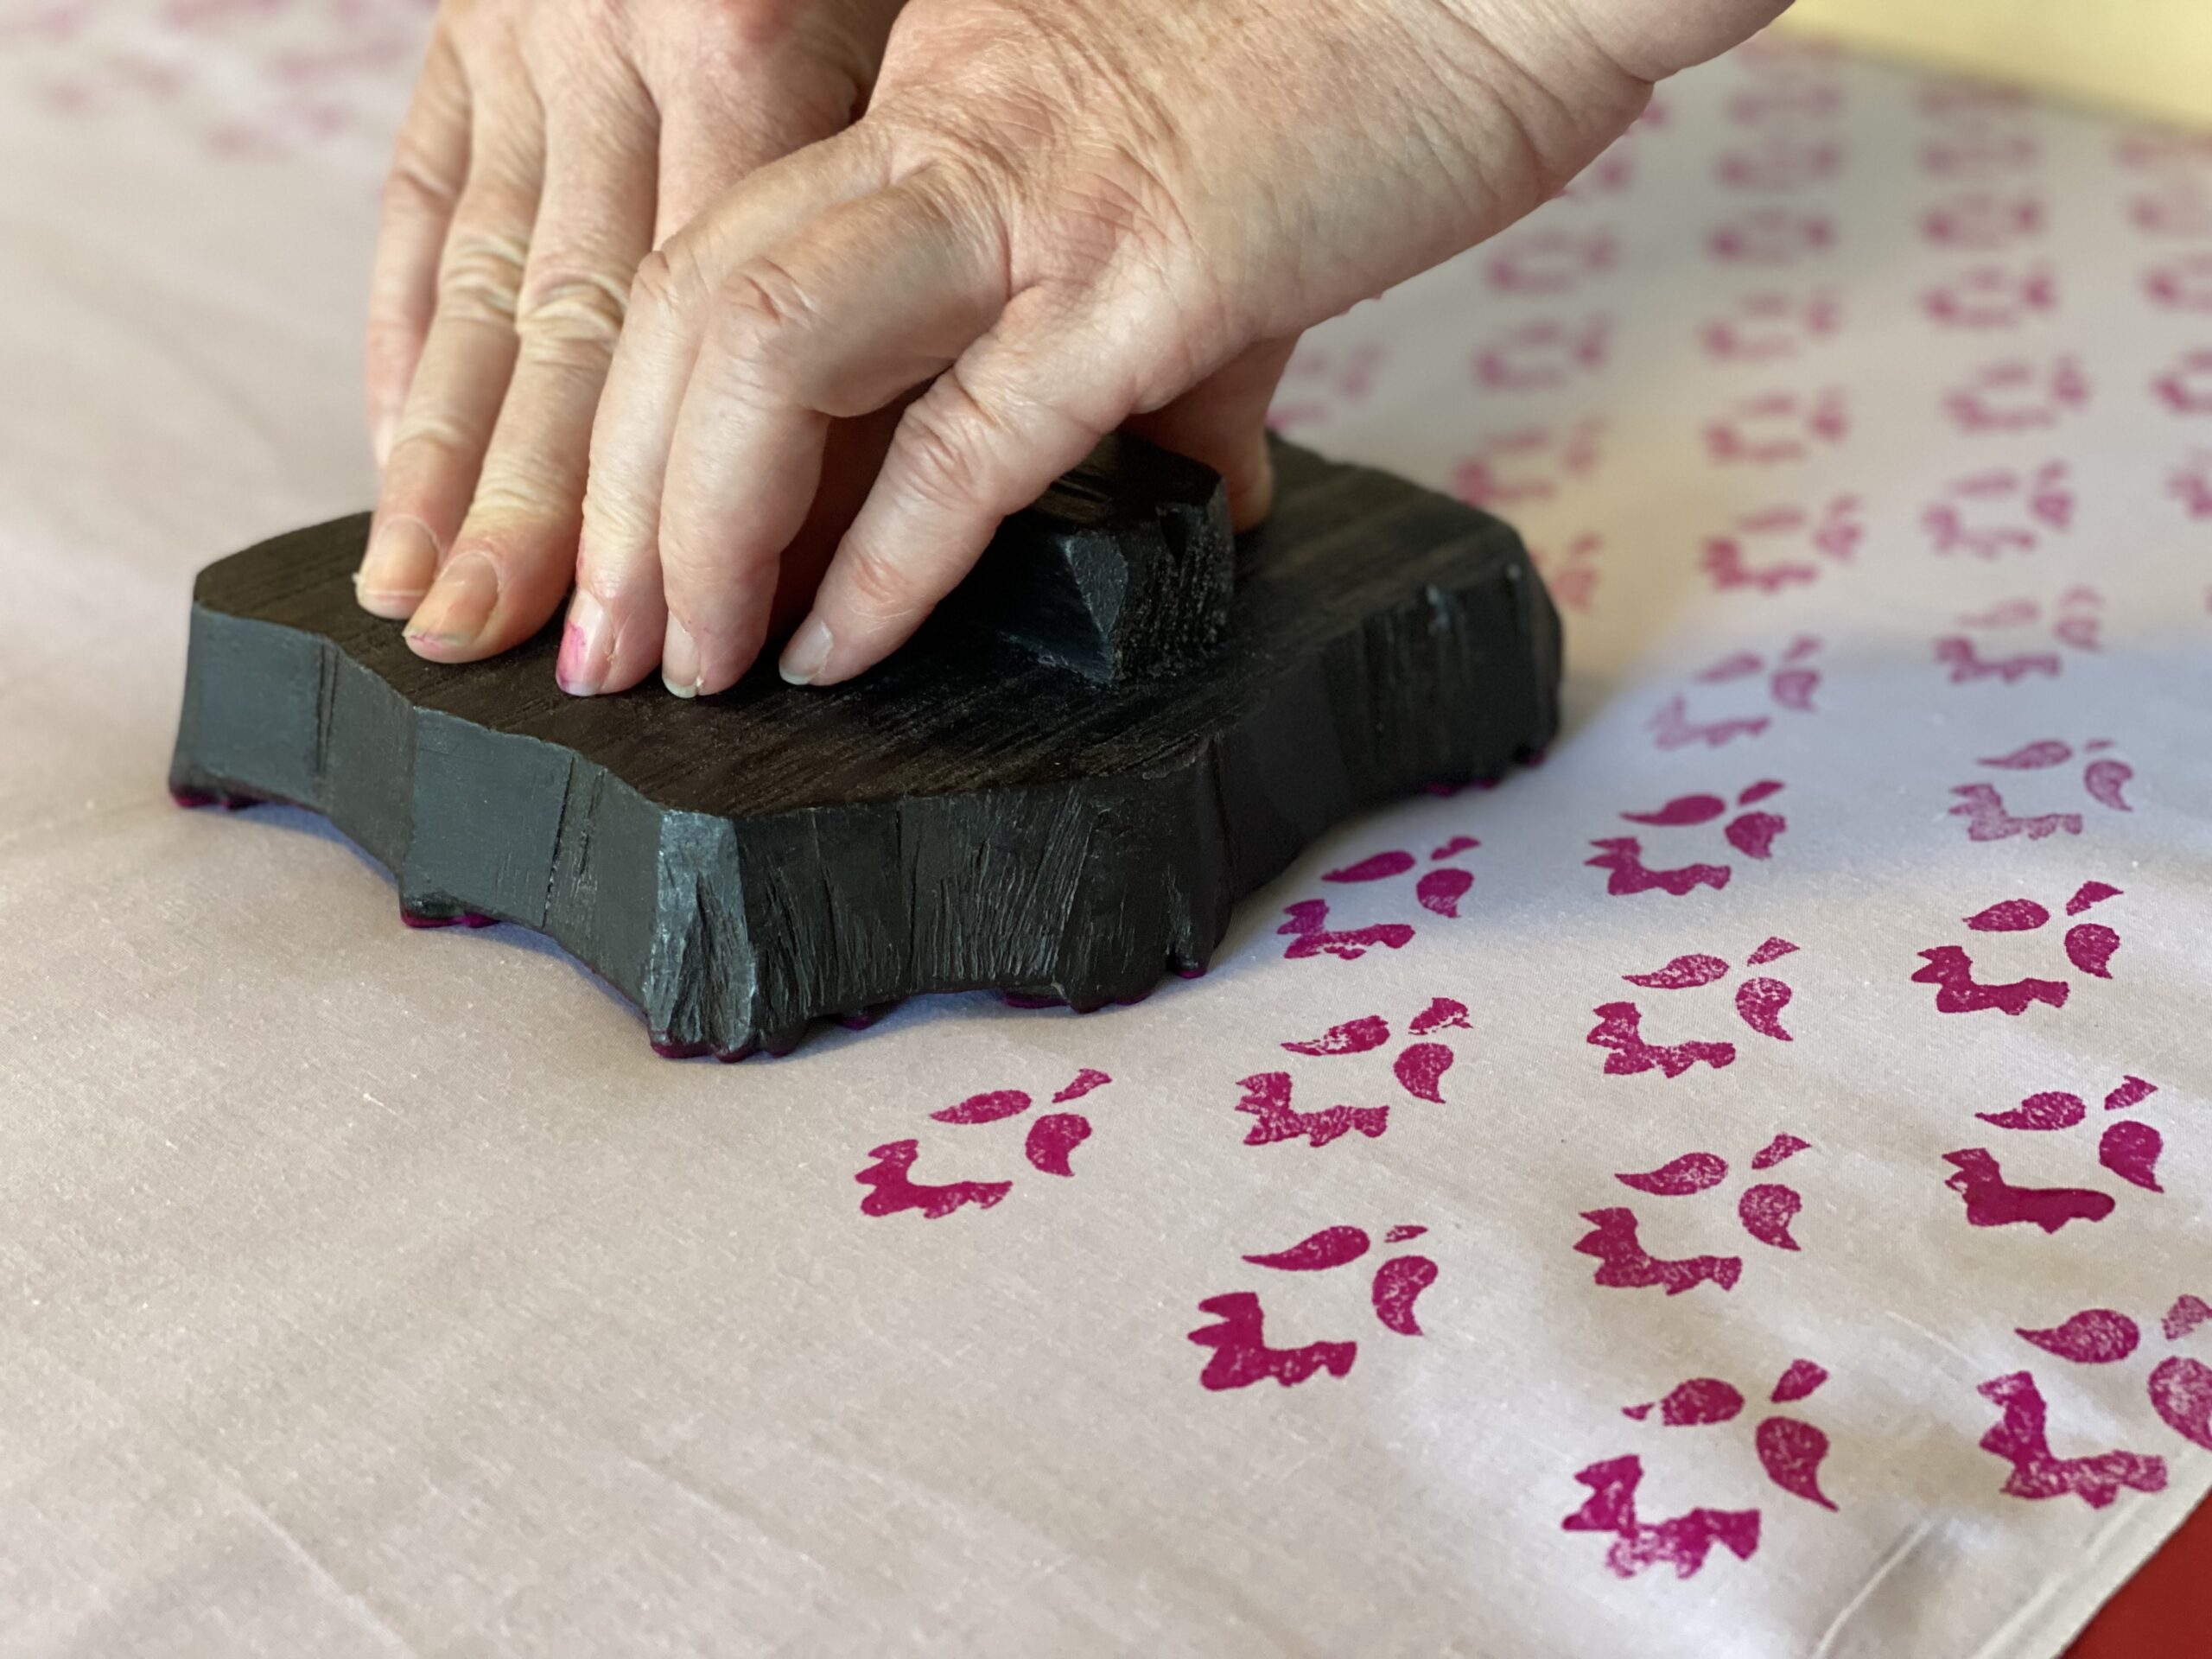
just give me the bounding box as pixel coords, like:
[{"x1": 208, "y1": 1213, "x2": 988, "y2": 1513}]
[{"x1": 2, "y1": 8, "x2": 2209, "y2": 1656}]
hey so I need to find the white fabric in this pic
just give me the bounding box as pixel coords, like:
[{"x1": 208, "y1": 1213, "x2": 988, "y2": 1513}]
[{"x1": 1, "y1": 9, "x2": 2208, "y2": 1655}]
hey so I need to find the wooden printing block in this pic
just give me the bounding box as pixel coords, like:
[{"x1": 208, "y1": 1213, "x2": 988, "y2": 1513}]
[{"x1": 169, "y1": 435, "x2": 1560, "y2": 1057}]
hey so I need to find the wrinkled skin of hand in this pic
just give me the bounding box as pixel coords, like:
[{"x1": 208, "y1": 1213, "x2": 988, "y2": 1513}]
[
  {"x1": 356, "y1": 0, "x2": 905, "y2": 663},
  {"x1": 380, "y1": 0, "x2": 1789, "y2": 696}
]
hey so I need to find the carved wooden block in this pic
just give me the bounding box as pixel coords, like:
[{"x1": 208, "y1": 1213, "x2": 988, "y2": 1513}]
[{"x1": 170, "y1": 437, "x2": 1560, "y2": 1057}]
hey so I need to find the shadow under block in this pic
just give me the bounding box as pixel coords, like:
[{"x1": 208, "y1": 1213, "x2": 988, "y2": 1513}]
[{"x1": 169, "y1": 438, "x2": 1561, "y2": 1058}]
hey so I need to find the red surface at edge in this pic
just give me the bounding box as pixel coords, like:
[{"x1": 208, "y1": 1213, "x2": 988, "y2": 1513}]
[{"x1": 2066, "y1": 1495, "x2": 2212, "y2": 1656}]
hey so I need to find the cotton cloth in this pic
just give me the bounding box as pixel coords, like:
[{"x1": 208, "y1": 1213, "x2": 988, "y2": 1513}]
[{"x1": 1, "y1": 7, "x2": 2209, "y2": 1656}]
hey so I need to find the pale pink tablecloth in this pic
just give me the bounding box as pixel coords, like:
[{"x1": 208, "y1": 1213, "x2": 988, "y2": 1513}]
[{"x1": 2, "y1": 5, "x2": 2209, "y2": 1655}]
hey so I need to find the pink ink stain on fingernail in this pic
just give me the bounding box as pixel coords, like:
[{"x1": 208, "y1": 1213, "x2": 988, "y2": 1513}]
[
  {"x1": 1624, "y1": 954, "x2": 1732, "y2": 989},
  {"x1": 931, "y1": 1089, "x2": 1033, "y2": 1125},
  {"x1": 1977, "y1": 1372, "x2": 2166, "y2": 1508},
  {"x1": 2016, "y1": 1309, "x2": 2141, "y2": 1364},
  {"x1": 1282, "y1": 1016, "x2": 1391, "y2": 1056},
  {"x1": 1023, "y1": 1112, "x2": 1091, "y2": 1177},
  {"x1": 1943, "y1": 1149, "x2": 2114, "y2": 1231},
  {"x1": 1574, "y1": 1209, "x2": 1743, "y2": 1295},
  {"x1": 1616, "y1": 1153, "x2": 1729, "y2": 1196},
  {"x1": 1562, "y1": 1457, "x2": 1762, "y2": 1580},
  {"x1": 1370, "y1": 1255, "x2": 1439, "y2": 1335},
  {"x1": 1751, "y1": 1134, "x2": 1811, "y2": 1170},
  {"x1": 854, "y1": 1141, "x2": 1012, "y2": 1220},
  {"x1": 2099, "y1": 1120, "x2": 2164, "y2": 1191},
  {"x1": 1771, "y1": 1360, "x2": 1829, "y2": 1403},
  {"x1": 1738, "y1": 1185, "x2": 1803, "y2": 1249},
  {"x1": 1188, "y1": 1294, "x2": 1357, "y2": 1391},
  {"x1": 1757, "y1": 1418, "x2": 1839, "y2": 1510}
]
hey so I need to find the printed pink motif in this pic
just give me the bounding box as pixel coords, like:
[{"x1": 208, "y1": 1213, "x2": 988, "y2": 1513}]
[
  {"x1": 1650, "y1": 636, "x2": 1824, "y2": 750},
  {"x1": 1912, "y1": 880, "x2": 2122, "y2": 1016},
  {"x1": 1708, "y1": 208, "x2": 1836, "y2": 267},
  {"x1": 1700, "y1": 289, "x2": 1842, "y2": 364},
  {"x1": 2145, "y1": 252, "x2": 2212, "y2": 314},
  {"x1": 1922, "y1": 124, "x2": 2039, "y2": 178},
  {"x1": 1580, "y1": 1132, "x2": 1812, "y2": 1294},
  {"x1": 1243, "y1": 995, "x2": 1475, "y2": 1147},
  {"x1": 1589, "y1": 780, "x2": 1788, "y2": 896},
  {"x1": 1191, "y1": 1222, "x2": 1439, "y2": 1389},
  {"x1": 1922, "y1": 264, "x2": 2057, "y2": 329},
  {"x1": 1973, "y1": 1300, "x2": 2212, "y2": 1506},
  {"x1": 1268, "y1": 342, "x2": 1385, "y2": 432},
  {"x1": 1590, "y1": 937, "x2": 1800, "y2": 1078},
  {"x1": 1948, "y1": 735, "x2": 2134, "y2": 841},
  {"x1": 1933, "y1": 588, "x2": 2102, "y2": 683},
  {"x1": 2132, "y1": 178, "x2": 2212, "y2": 239},
  {"x1": 1946, "y1": 1071, "x2": 2169, "y2": 1231},
  {"x1": 1922, "y1": 192, "x2": 2044, "y2": 251},
  {"x1": 1944, "y1": 357, "x2": 2091, "y2": 434},
  {"x1": 855, "y1": 1069, "x2": 1114, "y2": 1219},
  {"x1": 1717, "y1": 138, "x2": 1843, "y2": 191},
  {"x1": 1530, "y1": 532, "x2": 1603, "y2": 613},
  {"x1": 1276, "y1": 899, "x2": 1414, "y2": 962},
  {"x1": 1922, "y1": 462, "x2": 2072, "y2": 557},
  {"x1": 1703, "y1": 498, "x2": 1862, "y2": 592},
  {"x1": 1471, "y1": 316, "x2": 1611, "y2": 392},
  {"x1": 1565, "y1": 1357, "x2": 1838, "y2": 1578},
  {"x1": 1705, "y1": 389, "x2": 1849, "y2": 465},
  {"x1": 1486, "y1": 229, "x2": 1619, "y2": 296},
  {"x1": 2153, "y1": 348, "x2": 2212, "y2": 416},
  {"x1": 2171, "y1": 450, "x2": 2212, "y2": 518},
  {"x1": 1453, "y1": 421, "x2": 1604, "y2": 509}
]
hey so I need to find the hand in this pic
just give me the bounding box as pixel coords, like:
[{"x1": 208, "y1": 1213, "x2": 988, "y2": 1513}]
[
  {"x1": 560, "y1": 0, "x2": 1789, "y2": 697},
  {"x1": 355, "y1": 0, "x2": 905, "y2": 665}
]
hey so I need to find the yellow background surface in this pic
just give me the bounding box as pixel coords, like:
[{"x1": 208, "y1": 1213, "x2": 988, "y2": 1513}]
[{"x1": 1778, "y1": 0, "x2": 2212, "y2": 127}]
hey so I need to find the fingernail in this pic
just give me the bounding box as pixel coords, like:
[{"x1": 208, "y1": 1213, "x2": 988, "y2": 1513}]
[
  {"x1": 356, "y1": 516, "x2": 439, "y2": 618},
  {"x1": 404, "y1": 552, "x2": 499, "y2": 652},
  {"x1": 557, "y1": 589, "x2": 614, "y2": 696},
  {"x1": 662, "y1": 615, "x2": 702, "y2": 698},
  {"x1": 779, "y1": 616, "x2": 833, "y2": 685}
]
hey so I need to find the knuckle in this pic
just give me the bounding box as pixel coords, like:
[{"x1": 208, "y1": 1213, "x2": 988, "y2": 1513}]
[
  {"x1": 515, "y1": 267, "x2": 631, "y2": 364},
  {"x1": 436, "y1": 227, "x2": 529, "y2": 325},
  {"x1": 702, "y1": 257, "x2": 819, "y2": 400},
  {"x1": 898, "y1": 374, "x2": 1001, "y2": 512},
  {"x1": 381, "y1": 156, "x2": 460, "y2": 226},
  {"x1": 836, "y1": 543, "x2": 920, "y2": 620}
]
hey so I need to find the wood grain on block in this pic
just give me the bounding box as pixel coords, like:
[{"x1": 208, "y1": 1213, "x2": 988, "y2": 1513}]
[{"x1": 169, "y1": 437, "x2": 1560, "y2": 1057}]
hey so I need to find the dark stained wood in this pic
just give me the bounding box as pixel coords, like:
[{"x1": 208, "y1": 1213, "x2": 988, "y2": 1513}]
[{"x1": 169, "y1": 436, "x2": 1560, "y2": 1057}]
